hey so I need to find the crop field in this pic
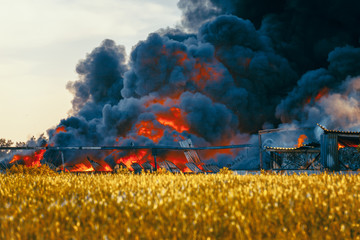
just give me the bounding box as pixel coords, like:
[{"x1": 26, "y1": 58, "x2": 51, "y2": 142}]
[{"x1": 0, "y1": 167, "x2": 360, "y2": 239}]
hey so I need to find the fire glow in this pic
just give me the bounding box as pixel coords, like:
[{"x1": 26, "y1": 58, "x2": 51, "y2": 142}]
[
  {"x1": 296, "y1": 134, "x2": 308, "y2": 148},
  {"x1": 338, "y1": 143, "x2": 345, "y2": 150},
  {"x1": 3, "y1": 0, "x2": 360, "y2": 175},
  {"x1": 9, "y1": 149, "x2": 46, "y2": 167},
  {"x1": 156, "y1": 107, "x2": 189, "y2": 133},
  {"x1": 116, "y1": 150, "x2": 149, "y2": 170},
  {"x1": 58, "y1": 157, "x2": 113, "y2": 172},
  {"x1": 55, "y1": 126, "x2": 66, "y2": 133},
  {"x1": 136, "y1": 120, "x2": 164, "y2": 143},
  {"x1": 172, "y1": 48, "x2": 224, "y2": 90},
  {"x1": 7, "y1": 98, "x2": 210, "y2": 173},
  {"x1": 305, "y1": 87, "x2": 330, "y2": 105},
  {"x1": 5, "y1": 95, "x2": 241, "y2": 173}
]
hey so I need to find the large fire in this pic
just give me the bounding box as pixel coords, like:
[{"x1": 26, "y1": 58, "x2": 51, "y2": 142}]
[
  {"x1": 7, "y1": 47, "x2": 236, "y2": 173},
  {"x1": 8, "y1": 99, "x2": 211, "y2": 173},
  {"x1": 136, "y1": 120, "x2": 165, "y2": 143},
  {"x1": 116, "y1": 150, "x2": 149, "y2": 171},
  {"x1": 7, "y1": 97, "x2": 237, "y2": 173},
  {"x1": 156, "y1": 107, "x2": 189, "y2": 133},
  {"x1": 57, "y1": 157, "x2": 113, "y2": 172},
  {"x1": 6, "y1": 0, "x2": 360, "y2": 175},
  {"x1": 9, "y1": 149, "x2": 46, "y2": 167}
]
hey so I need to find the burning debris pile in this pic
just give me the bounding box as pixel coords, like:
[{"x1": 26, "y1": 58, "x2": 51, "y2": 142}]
[{"x1": 3, "y1": 0, "x2": 360, "y2": 172}]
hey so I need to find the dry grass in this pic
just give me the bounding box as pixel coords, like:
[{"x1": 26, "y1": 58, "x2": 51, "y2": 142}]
[{"x1": 0, "y1": 170, "x2": 359, "y2": 239}]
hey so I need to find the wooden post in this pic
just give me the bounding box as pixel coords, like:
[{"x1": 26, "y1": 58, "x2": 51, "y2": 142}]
[
  {"x1": 259, "y1": 134, "x2": 263, "y2": 169},
  {"x1": 152, "y1": 148, "x2": 157, "y2": 171},
  {"x1": 60, "y1": 151, "x2": 65, "y2": 173}
]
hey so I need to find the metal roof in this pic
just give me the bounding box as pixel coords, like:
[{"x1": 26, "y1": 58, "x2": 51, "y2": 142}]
[
  {"x1": 265, "y1": 143, "x2": 320, "y2": 153},
  {"x1": 317, "y1": 123, "x2": 360, "y2": 135}
]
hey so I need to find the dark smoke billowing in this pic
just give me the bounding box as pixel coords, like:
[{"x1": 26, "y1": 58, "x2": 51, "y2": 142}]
[{"x1": 44, "y1": 0, "x2": 360, "y2": 169}]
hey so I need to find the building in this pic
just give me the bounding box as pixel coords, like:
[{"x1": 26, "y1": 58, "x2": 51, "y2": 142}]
[
  {"x1": 318, "y1": 124, "x2": 360, "y2": 170},
  {"x1": 260, "y1": 124, "x2": 360, "y2": 171}
]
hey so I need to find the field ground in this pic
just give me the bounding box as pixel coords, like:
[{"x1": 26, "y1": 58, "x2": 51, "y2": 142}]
[{"x1": 0, "y1": 170, "x2": 360, "y2": 239}]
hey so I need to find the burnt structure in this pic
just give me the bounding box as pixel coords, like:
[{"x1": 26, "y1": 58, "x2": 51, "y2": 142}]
[
  {"x1": 261, "y1": 124, "x2": 360, "y2": 171},
  {"x1": 318, "y1": 124, "x2": 360, "y2": 171},
  {"x1": 259, "y1": 127, "x2": 319, "y2": 170},
  {"x1": 265, "y1": 144, "x2": 320, "y2": 170},
  {"x1": 0, "y1": 143, "x2": 254, "y2": 173}
]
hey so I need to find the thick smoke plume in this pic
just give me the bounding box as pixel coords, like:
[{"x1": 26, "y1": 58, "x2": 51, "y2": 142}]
[{"x1": 5, "y1": 0, "x2": 360, "y2": 170}]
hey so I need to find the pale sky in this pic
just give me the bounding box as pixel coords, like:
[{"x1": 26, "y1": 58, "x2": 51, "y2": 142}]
[{"x1": 0, "y1": 0, "x2": 182, "y2": 142}]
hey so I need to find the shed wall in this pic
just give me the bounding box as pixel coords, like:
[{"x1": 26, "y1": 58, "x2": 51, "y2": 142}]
[{"x1": 321, "y1": 133, "x2": 338, "y2": 170}]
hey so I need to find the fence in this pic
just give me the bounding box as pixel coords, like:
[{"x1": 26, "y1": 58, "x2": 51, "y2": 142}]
[{"x1": 0, "y1": 144, "x2": 257, "y2": 173}]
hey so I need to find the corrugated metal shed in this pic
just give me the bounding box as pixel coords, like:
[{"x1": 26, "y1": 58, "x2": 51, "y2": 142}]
[
  {"x1": 317, "y1": 124, "x2": 360, "y2": 135},
  {"x1": 318, "y1": 124, "x2": 360, "y2": 171},
  {"x1": 321, "y1": 133, "x2": 338, "y2": 170}
]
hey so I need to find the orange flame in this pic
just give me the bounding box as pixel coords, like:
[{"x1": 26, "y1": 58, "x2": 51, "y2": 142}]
[
  {"x1": 192, "y1": 62, "x2": 223, "y2": 89},
  {"x1": 304, "y1": 87, "x2": 330, "y2": 105},
  {"x1": 162, "y1": 151, "x2": 188, "y2": 171},
  {"x1": 144, "y1": 93, "x2": 182, "y2": 108},
  {"x1": 315, "y1": 87, "x2": 330, "y2": 101},
  {"x1": 55, "y1": 126, "x2": 66, "y2": 133},
  {"x1": 136, "y1": 120, "x2": 164, "y2": 143},
  {"x1": 56, "y1": 154, "x2": 114, "y2": 172},
  {"x1": 296, "y1": 134, "x2": 308, "y2": 148},
  {"x1": 156, "y1": 107, "x2": 189, "y2": 133},
  {"x1": 138, "y1": 98, "x2": 191, "y2": 143},
  {"x1": 174, "y1": 50, "x2": 188, "y2": 65},
  {"x1": 338, "y1": 143, "x2": 345, "y2": 150},
  {"x1": 12, "y1": 44, "x2": 246, "y2": 173},
  {"x1": 116, "y1": 150, "x2": 149, "y2": 171},
  {"x1": 9, "y1": 149, "x2": 46, "y2": 167},
  {"x1": 145, "y1": 98, "x2": 167, "y2": 108},
  {"x1": 90, "y1": 158, "x2": 113, "y2": 172},
  {"x1": 171, "y1": 49, "x2": 223, "y2": 90},
  {"x1": 48, "y1": 125, "x2": 67, "y2": 147},
  {"x1": 67, "y1": 161, "x2": 94, "y2": 172}
]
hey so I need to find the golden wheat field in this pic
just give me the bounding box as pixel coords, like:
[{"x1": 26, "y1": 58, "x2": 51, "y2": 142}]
[{"x1": 0, "y1": 167, "x2": 360, "y2": 240}]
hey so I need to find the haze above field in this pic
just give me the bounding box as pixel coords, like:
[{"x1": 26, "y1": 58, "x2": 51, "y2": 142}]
[{"x1": 0, "y1": 0, "x2": 181, "y2": 142}]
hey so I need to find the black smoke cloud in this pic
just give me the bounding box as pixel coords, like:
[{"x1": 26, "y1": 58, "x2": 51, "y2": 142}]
[
  {"x1": 67, "y1": 39, "x2": 127, "y2": 114},
  {"x1": 179, "y1": 0, "x2": 360, "y2": 73},
  {"x1": 121, "y1": 33, "x2": 189, "y2": 98},
  {"x1": 180, "y1": 92, "x2": 238, "y2": 143},
  {"x1": 277, "y1": 45, "x2": 360, "y2": 126},
  {"x1": 41, "y1": 0, "x2": 360, "y2": 169},
  {"x1": 198, "y1": 15, "x2": 298, "y2": 132},
  {"x1": 177, "y1": 0, "x2": 222, "y2": 31}
]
